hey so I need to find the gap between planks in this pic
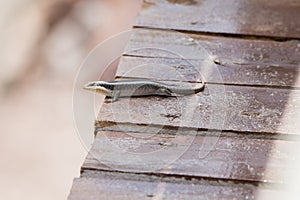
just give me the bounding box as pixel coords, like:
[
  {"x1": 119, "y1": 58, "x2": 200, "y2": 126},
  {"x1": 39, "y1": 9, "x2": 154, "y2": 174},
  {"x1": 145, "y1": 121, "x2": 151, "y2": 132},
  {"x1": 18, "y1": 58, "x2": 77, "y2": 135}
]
[
  {"x1": 94, "y1": 122, "x2": 300, "y2": 141},
  {"x1": 133, "y1": 26, "x2": 300, "y2": 42},
  {"x1": 80, "y1": 169, "x2": 281, "y2": 189}
]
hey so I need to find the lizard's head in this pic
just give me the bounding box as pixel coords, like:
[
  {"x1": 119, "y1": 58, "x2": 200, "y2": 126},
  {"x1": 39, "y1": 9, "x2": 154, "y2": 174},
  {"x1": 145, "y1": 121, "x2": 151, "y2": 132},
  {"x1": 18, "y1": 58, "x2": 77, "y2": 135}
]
[{"x1": 83, "y1": 81, "x2": 111, "y2": 95}]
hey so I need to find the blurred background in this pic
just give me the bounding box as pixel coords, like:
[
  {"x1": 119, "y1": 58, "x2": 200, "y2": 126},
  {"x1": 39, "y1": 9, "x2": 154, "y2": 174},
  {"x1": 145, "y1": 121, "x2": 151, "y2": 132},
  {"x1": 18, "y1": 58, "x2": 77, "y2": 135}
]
[{"x1": 0, "y1": 0, "x2": 142, "y2": 199}]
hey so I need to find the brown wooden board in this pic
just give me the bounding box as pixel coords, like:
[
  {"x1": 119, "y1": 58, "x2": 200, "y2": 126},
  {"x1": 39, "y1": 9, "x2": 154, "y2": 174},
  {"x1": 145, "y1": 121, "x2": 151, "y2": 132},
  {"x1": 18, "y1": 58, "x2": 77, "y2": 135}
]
[
  {"x1": 117, "y1": 55, "x2": 300, "y2": 88},
  {"x1": 136, "y1": 0, "x2": 300, "y2": 39},
  {"x1": 68, "y1": 175, "x2": 284, "y2": 200},
  {"x1": 125, "y1": 29, "x2": 300, "y2": 64},
  {"x1": 82, "y1": 131, "x2": 299, "y2": 183},
  {"x1": 97, "y1": 84, "x2": 300, "y2": 135},
  {"x1": 123, "y1": 29, "x2": 300, "y2": 86}
]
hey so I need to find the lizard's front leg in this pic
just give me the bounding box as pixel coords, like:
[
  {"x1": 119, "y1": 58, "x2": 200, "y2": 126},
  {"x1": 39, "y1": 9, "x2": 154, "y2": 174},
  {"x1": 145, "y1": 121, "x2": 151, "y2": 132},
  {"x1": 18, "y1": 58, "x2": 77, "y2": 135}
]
[
  {"x1": 111, "y1": 90, "x2": 121, "y2": 102},
  {"x1": 104, "y1": 89, "x2": 120, "y2": 103}
]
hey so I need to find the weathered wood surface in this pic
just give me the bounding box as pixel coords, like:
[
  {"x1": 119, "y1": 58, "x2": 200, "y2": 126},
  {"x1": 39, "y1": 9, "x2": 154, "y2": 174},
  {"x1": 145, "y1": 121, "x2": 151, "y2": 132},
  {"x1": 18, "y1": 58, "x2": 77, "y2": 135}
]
[
  {"x1": 136, "y1": 0, "x2": 300, "y2": 39},
  {"x1": 68, "y1": 175, "x2": 284, "y2": 200},
  {"x1": 97, "y1": 84, "x2": 300, "y2": 135},
  {"x1": 82, "y1": 131, "x2": 298, "y2": 183}
]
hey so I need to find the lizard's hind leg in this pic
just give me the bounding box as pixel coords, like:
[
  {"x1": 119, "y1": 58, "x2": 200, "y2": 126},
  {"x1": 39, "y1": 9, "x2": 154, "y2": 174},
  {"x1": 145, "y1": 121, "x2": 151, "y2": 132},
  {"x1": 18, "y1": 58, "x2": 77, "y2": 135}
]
[{"x1": 155, "y1": 88, "x2": 175, "y2": 96}]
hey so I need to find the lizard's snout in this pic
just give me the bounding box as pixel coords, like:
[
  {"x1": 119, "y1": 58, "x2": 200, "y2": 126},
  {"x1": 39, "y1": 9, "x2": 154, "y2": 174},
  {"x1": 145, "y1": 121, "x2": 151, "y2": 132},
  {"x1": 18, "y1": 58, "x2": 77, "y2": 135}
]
[{"x1": 83, "y1": 82, "x2": 97, "y2": 90}]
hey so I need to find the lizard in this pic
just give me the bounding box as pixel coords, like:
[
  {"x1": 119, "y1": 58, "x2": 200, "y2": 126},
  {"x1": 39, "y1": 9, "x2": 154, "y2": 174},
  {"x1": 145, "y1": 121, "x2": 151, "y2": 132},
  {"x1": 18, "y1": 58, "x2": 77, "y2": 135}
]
[{"x1": 83, "y1": 79, "x2": 205, "y2": 102}]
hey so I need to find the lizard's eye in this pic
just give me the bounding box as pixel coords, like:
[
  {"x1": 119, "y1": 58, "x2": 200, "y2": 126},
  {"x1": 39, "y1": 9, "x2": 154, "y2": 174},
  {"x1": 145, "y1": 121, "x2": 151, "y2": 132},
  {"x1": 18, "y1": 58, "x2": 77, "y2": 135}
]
[{"x1": 87, "y1": 83, "x2": 95, "y2": 87}]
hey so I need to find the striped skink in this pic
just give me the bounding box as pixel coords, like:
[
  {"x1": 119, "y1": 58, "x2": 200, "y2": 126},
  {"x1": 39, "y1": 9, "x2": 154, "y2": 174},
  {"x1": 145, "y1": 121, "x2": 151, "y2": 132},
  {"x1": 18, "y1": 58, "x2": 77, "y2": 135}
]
[{"x1": 84, "y1": 79, "x2": 205, "y2": 102}]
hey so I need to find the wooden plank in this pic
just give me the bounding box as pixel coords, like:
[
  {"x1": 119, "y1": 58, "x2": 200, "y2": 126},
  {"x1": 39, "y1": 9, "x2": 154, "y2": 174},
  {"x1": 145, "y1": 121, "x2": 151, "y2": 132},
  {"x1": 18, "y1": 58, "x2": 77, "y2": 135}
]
[
  {"x1": 136, "y1": 0, "x2": 300, "y2": 39},
  {"x1": 97, "y1": 84, "x2": 300, "y2": 135},
  {"x1": 125, "y1": 29, "x2": 300, "y2": 65},
  {"x1": 117, "y1": 55, "x2": 300, "y2": 87},
  {"x1": 82, "y1": 131, "x2": 299, "y2": 183},
  {"x1": 68, "y1": 175, "x2": 283, "y2": 200},
  {"x1": 125, "y1": 29, "x2": 300, "y2": 77}
]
